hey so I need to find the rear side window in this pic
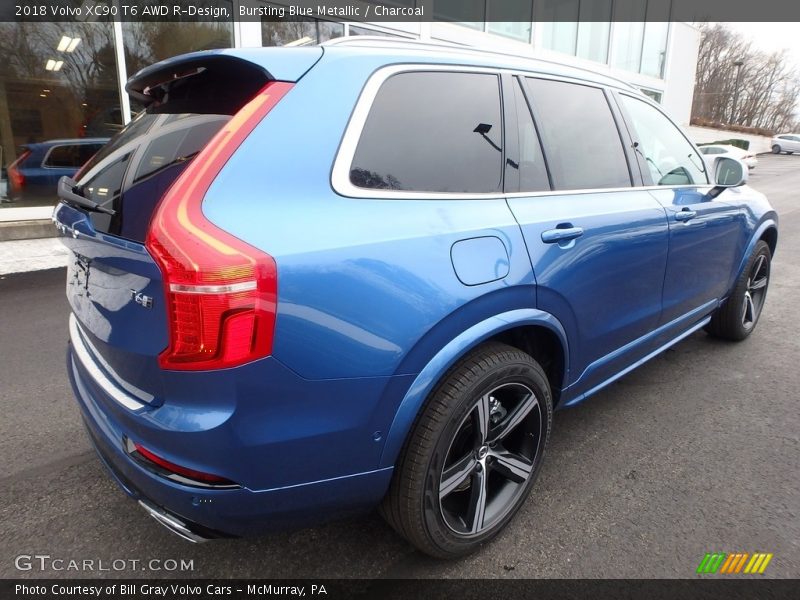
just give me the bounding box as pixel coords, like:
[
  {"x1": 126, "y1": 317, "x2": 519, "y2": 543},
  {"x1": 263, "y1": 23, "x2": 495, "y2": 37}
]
[
  {"x1": 45, "y1": 144, "x2": 103, "y2": 168},
  {"x1": 618, "y1": 94, "x2": 706, "y2": 186},
  {"x1": 524, "y1": 78, "x2": 631, "y2": 190},
  {"x1": 350, "y1": 71, "x2": 503, "y2": 194}
]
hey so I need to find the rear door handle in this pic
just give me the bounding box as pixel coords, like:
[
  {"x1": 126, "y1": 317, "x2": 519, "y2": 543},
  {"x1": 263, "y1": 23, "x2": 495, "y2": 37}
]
[
  {"x1": 675, "y1": 209, "x2": 697, "y2": 222},
  {"x1": 541, "y1": 226, "x2": 584, "y2": 244}
]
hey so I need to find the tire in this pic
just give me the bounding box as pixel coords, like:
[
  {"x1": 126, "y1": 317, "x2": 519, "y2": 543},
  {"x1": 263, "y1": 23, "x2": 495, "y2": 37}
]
[
  {"x1": 380, "y1": 342, "x2": 553, "y2": 558},
  {"x1": 707, "y1": 240, "x2": 771, "y2": 341},
  {"x1": 772, "y1": 145, "x2": 781, "y2": 154}
]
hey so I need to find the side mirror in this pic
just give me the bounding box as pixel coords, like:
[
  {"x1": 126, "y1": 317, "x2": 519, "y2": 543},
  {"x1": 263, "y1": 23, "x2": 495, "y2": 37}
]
[
  {"x1": 708, "y1": 156, "x2": 747, "y2": 198},
  {"x1": 715, "y1": 156, "x2": 747, "y2": 186}
]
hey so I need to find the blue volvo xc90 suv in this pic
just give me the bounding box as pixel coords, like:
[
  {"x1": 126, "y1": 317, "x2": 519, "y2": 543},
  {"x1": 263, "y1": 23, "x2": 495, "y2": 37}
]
[{"x1": 54, "y1": 38, "x2": 777, "y2": 558}]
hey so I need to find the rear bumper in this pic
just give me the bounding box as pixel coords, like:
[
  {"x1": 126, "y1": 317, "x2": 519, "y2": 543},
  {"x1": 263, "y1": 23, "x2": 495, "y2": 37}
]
[{"x1": 67, "y1": 339, "x2": 396, "y2": 538}]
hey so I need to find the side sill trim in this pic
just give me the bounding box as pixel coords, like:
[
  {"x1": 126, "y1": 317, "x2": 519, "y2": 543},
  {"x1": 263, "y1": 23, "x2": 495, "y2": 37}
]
[{"x1": 563, "y1": 315, "x2": 712, "y2": 408}]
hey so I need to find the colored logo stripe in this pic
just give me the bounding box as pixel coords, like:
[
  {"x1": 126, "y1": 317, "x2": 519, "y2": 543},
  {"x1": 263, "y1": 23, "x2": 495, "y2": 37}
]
[
  {"x1": 744, "y1": 553, "x2": 773, "y2": 574},
  {"x1": 697, "y1": 553, "x2": 726, "y2": 573},
  {"x1": 719, "y1": 553, "x2": 748, "y2": 573},
  {"x1": 697, "y1": 552, "x2": 773, "y2": 574}
]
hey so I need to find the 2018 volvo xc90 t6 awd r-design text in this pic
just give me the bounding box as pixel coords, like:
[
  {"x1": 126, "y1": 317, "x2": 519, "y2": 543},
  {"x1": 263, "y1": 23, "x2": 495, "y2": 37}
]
[{"x1": 55, "y1": 39, "x2": 777, "y2": 558}]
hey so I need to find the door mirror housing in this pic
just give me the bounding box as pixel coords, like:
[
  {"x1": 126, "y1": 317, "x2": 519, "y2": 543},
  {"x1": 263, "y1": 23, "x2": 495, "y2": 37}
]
[
  {"x1": 707, "y1": 156, "x2": 747, "y2": 198},
  {"x1": 715, "y1": 156, "x2": 748, "y2": 186}
]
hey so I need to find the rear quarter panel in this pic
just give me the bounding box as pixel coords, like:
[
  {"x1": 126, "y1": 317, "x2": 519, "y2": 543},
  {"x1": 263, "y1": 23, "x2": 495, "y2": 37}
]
[{"x1": 203, "y1": 52, "x2": 537, "y2": 383}]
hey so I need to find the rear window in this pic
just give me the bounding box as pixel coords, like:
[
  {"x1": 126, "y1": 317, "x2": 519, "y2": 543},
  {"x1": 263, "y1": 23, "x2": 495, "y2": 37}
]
[
  {"x1": 75, "y1": 113, "x2": 230, "y2": 242},
  {"x1": 72, "y1": 65, "x2": 268, "y2": 242},
  {"x1": 350, "y1": 71, "x2": 503, "y2": 194}
]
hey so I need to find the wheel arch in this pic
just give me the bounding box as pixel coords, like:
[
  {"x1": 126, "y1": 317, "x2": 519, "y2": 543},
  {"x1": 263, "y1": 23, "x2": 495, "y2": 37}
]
[
  {"x1": 760, "y1": 224, "x2": 778, "y2": 257},
  {"x1": 729, "y1": 219, "x2": 778, "y2": 295},
  {"x1": 379, "y1": 309, "x2": 569, "y2": 469}
]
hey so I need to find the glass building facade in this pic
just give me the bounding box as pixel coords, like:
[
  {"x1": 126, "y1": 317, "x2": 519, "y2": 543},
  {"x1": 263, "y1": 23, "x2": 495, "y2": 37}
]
[{"x1": 1, "y1": 0, "x2": 682, "y2": 214}]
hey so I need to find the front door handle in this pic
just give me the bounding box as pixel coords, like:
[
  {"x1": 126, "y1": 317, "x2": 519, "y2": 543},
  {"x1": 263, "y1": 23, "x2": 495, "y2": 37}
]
[
  {"x1": 541, "y1": 226, "x2": 584, "y2": 244},
  {"x1": 675, "y1": 209, "x2": 697, "y2": 222}
]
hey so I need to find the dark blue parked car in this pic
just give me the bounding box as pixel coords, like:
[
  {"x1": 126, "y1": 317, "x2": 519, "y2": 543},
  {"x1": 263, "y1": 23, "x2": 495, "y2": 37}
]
[
  {"x1": 6, "y1": 138, "x2": 107, "y2": 204},
  {"x1": 54, "y1": 39, "x2": 778, "y2": 558}
]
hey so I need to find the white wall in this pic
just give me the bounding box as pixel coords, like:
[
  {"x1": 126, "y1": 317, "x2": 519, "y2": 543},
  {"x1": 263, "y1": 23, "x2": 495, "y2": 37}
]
[{"x1": 662, "y1": 22, "x2": 700, "y2": 125}]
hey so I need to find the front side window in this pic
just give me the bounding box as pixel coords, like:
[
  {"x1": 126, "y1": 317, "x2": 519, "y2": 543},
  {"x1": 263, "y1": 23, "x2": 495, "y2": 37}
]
[
  {"x1": 350, "y1": 71, "x2": 503, "y2": 194},
  {"x1": 618, "y1": 94, "x2": 707, "y2": 186},
  {"x1": 525, "y1": 78, "x2": 631, "y2": 190}
]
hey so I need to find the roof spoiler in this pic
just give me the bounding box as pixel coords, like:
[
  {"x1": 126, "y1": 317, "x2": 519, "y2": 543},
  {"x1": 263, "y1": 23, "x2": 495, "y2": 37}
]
[{"x1": 126, "y1": 48, "x2": 322, "y2": 106}]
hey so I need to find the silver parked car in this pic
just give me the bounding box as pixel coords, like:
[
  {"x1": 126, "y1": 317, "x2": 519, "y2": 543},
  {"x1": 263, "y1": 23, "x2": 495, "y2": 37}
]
[
  {"x1": 771, "y1": 134, "x2": 800, "y2": 154},
  {"x1": 699, "y1": 144, "x2": 758, "y2": 170}
]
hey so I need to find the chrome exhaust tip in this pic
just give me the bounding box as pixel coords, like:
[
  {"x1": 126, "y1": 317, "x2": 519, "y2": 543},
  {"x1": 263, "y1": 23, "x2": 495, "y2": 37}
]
[{"x1": 137, "y1": 500, "x2": 210, "y2": 543}]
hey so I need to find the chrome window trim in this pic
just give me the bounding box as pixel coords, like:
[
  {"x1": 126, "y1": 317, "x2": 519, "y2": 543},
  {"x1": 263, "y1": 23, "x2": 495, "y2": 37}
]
[
  {"x1": 69, "y1": 314, "x2": 147, "y2": 412},
  {"x1": 331, "y1": 64, "x2": 711, "y2": 201},
  {"x1": 331, "y1": 64, "x2": 508, "y2": 201}
]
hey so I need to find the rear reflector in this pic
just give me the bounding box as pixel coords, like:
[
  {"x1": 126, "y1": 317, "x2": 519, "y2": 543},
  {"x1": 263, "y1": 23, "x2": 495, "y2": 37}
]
[
  {"x1": 131, "y1": 440, "x2": 238, "y2": 487},
  {"x1": 146, "y1": 81, "x2": 293, "y2": 370}
]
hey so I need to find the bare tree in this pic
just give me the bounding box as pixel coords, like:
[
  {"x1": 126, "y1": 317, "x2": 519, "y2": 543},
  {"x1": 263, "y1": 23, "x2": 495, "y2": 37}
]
[{"x1": 692, "y1": 23, "x2": 800, "y2": 133}]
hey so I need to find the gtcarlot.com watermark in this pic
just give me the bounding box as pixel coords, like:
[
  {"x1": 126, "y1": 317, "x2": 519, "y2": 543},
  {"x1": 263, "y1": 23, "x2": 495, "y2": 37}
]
[{"x1": 14, "y1": 554, "x2": 194, "y2": 572}]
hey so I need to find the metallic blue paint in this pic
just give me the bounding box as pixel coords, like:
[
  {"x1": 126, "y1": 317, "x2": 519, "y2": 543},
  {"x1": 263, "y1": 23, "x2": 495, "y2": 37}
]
[
  {"x1": 56, "y1": 46, "x2": 778, "y2": 538},
  {"x1": 450, "y1": 236, "x2": 510, "y2": 286},
  {"x1": 563, "y1": 312, "x2": 713, "y2": 407},
  {"x1": 508, "y1": 189, "x2": 670, "y2": 396},
  {"x1": 379, "y1": 308, "x2": 569, "y2": 468}
]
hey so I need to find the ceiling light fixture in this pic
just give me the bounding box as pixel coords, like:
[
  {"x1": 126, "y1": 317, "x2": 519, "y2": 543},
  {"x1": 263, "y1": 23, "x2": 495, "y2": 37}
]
[
  {"x1": 57, "y1": 35, "x2": 71, "y2": 52},
  {"x1": 45, "y1": 59, "x2": 56, "y2": 71},
  {"x1": 66, "y1": 37, "x2": 81, "y2": 52}
]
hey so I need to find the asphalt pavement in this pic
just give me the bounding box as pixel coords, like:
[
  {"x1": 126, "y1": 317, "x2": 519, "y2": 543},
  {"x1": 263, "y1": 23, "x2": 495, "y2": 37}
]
[{"x1": 1, "y1": 153, "x2": 798, "y2": 579}]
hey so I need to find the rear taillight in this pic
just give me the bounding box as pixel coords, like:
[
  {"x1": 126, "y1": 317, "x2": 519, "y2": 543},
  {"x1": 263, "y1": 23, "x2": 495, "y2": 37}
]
[
  {"x1": 8, "y1": 150, "x2": 31, "y2": 190},
  {"x1": 146, "y1": 81, "x2": 293, "y2": 371}
]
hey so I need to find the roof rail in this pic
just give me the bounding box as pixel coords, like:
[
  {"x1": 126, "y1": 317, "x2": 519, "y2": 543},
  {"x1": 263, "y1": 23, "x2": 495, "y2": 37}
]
[
  {"x1": 323, "y1": 36, "x2": 465, "y2": 51},
  {"x1": 321, "y1": 36, "x2": 637, "y2": 91}
]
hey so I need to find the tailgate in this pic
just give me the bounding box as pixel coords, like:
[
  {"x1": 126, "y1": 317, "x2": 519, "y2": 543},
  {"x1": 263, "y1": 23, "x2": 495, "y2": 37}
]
[
  {"x1": 57, "y1": 201, "x2": 168, "y2": 406},
  {"x1": 56, "y1": 48, "x2": 319, "y2": 407}
]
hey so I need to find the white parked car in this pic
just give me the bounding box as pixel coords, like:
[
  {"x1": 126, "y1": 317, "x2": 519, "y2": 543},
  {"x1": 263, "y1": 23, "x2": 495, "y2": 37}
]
[
  {"x1": 699, "y1": 144, "x2": 758, "y2": 170},
  {"x1": 770, "y1": 134, "x2": 800, "y2": 154}
]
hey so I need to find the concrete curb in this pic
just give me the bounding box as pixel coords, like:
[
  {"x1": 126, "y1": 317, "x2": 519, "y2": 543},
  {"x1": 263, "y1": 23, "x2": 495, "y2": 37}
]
[
  {"x1": 0, "y1": 219, "x2": 57, "y2": 242},
  {"x1": 0, "y1": 237, "x2": 69, "y2": 275}
]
